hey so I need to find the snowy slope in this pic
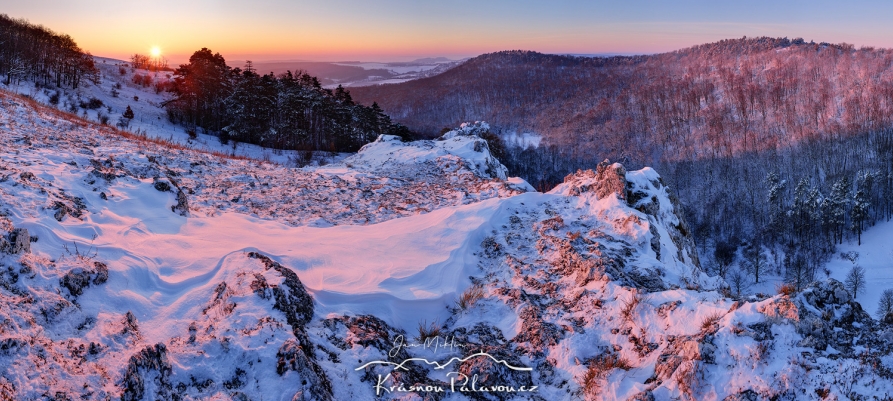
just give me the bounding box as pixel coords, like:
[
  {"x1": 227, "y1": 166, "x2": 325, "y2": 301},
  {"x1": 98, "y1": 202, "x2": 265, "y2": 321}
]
[
  {"x1": 3, "y1": 90, "x2": 893, "y2": 400},
  {"x1": 823, "y1": 218, "x2": 893, "y2": 319},
  {"x1": 5, "y1": 57, "x2": 311, "y2": 165}
]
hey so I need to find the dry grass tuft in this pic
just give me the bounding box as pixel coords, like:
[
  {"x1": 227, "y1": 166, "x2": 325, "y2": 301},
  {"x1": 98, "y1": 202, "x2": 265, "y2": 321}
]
[
  {"x1": 457, "y1": 284, "x2": 485, "y2": 310},
  {"x1": 620, "y1": 290, "x2": 644, "y2": 321},
  {"x1": 416, "y1": 320, "x2": 442, "y2": 342},
  {"x1": 580, "y1": 353, "x2": 632, "y2": 398},
  {"x1": 776, "y1": 283, "x2": 797, "y2": 297},
  {"x1": 700, "y1": 311, "x2": 724, "y2": 332}
]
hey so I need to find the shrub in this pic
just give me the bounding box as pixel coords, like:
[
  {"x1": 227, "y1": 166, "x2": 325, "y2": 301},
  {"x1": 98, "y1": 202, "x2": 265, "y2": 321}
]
[
  {"x1": 878, "y1": 289, "x2": 893, "y2": 318},
  {"x1": 580, "y1": 353, "x2": 632, "y2": 397},
  {"x1": 776, "y1": 283, "x2": 796, "y2": 297},
  {"x1": 218, "y1": 130, "x2": 230, "y2": 145},
  {"x1": 81, "y1": 97, "x2": 103, "y2": 109},
  {"x1": 700, "y1": 311, "x2": 724, "y2": 332},
  {"x1": 416, "y1": 320, "x2": 441, "y2": 342},
  {"x1": 457, "y1": 284, "x2": 485, "y2": 310},
  {"x1": 132, "y1": 74, "x2": 152, "y2": 87},
  {"x1": 620, "y1": 290, "x2": 644, "y2": 321},
  {"x1": 751, "y1": 340, "x2": 770, "y2": 363},
  {"x1": 154, "y1": 81, "x2": 168, "y2": 94},
  {"x1": 840, "y1": 251, "x2": 859, "y2": 263}
]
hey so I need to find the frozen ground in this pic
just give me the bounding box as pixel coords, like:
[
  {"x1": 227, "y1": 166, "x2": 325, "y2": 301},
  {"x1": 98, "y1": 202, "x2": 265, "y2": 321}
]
[{"x1": 4, "y1": 88, "x2": 893, "y2": 400}]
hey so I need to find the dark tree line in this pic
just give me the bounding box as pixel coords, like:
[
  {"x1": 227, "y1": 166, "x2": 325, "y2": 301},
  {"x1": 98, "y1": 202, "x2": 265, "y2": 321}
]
[
  {"x1": 163, "y1": 49, "x2": 405, "y2": 152},
  {"x1": 0, "y1": 14, "x2": 97, "y2": 88}
]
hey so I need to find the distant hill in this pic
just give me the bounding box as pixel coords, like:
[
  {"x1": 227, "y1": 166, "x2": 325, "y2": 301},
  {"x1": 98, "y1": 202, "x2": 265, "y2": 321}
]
[
  {"x1": 230, "y1": 61, "x2": 394, "y2": 86},
  {"x1": 351, "y1": 37, "x2": 893, "y2": 163},
  {"x1": 237, "y1": 58, "x2": 463, "y2": 88}
]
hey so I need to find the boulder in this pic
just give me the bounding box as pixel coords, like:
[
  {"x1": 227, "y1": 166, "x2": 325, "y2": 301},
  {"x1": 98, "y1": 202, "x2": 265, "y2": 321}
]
[{"x1": 9, "y1": 228, "x2": 30, "y2": 254}]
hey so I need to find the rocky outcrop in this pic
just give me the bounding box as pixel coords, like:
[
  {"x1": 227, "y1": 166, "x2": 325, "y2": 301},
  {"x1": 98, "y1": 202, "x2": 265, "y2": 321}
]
[
  {"x1": 152, "y1": 177, "x2": 172, "y2": 192},
  {"x1": 324, "y1": 314, "x2": 447, "y2": 400},
  {"x1": 173, "y1": 189, "x2": 189, "y2": 216},
  {"x1": 451, "y1": 325, "x2": 534, "y2": 401},
  {"x1": 665, "y1": 192, "x2": 701, "y2": 269},
  {"x1": 625, "y1": 167, "x2": 701, "y2": 269},
  {"x1": 795, "y1": 279, "x2": 875, "y2": 354},
  {"x1": 7, "y1": 228, "x2": 30, "y2": 254},
  {"x1": 551, "y1": 160, "x2": 628, "y2": 200},
  {"x1": 120, "y1": 343, "x2": 173, "y2": 401},
  {"x1": 275, "y1": 340, "x2": 334, "y2": 401},
  {"x1": 90, "y1": 157, "x2": 124, "y2": 182},
  {"x1": 653, "y1": 335, "x2": 715, "y2": 382},
  {"x1": 246, "y1": 251, "x2": 333, "y2": 400},
  {"x1": 59, "y1": 261, "x2": 108, "y2": 297},
  {"x1": 247, "y1": 252, "x2": 314, "y2": 327}
]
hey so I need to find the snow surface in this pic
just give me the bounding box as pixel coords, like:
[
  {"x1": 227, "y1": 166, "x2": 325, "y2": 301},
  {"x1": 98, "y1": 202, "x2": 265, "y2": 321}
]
[
  {"x1": 5, "y1": 81, "x2": 893, "y2": 399},
  {"x1": 0, "y1": 91, "x2": 527, "y2": 340},
  {"x1": 823, "y1": 218, "x2": 893, "y2": 318},
  {"x1": 4, "y1": 58, "x2": 323, "y2": 166}
]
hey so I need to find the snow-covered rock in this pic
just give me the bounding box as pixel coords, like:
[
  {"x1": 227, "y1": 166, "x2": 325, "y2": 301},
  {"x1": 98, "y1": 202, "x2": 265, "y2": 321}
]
[
  {"x1": 4, "y1": 90, "x2": 893, "y2": 400},
  {"x1": 343, "y1": 121, "x2": 509, "y2": 181},
  {"x1": 550, "y1": 160, "x2": 711, "y2": 290}
]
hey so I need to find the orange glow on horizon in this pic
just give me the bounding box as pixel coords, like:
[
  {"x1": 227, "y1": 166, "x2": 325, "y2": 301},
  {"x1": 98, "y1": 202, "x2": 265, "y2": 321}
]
[{"x1": 9, "y1": 1, "x2": 893, "y2": 65}]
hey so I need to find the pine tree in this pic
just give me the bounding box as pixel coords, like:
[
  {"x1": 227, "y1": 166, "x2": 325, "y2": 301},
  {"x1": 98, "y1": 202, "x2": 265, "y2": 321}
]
[
  {"x1": 765, "y1": 172, "x2": 787, "y2": 242},
  {"x1": 224, "y1": 70, "x2": 276, "y2": 144},
  {"x1": 790, "y1": 177, "x2": 811, "y2": 245},
  {"x1": 123, "y1": 105, "x2": 134, "y2": 119},
  {"x1": 828, "y1": 177, "x2": 851, "y2": 244},
  {"x1": 851, "y1": 171, "x2": 873, "y2": 245}
]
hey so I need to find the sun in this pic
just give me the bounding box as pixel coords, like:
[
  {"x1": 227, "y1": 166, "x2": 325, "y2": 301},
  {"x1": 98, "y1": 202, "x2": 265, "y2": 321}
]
[{"x1": 150, "y1": 46, "x2": 161, "y2": 58}]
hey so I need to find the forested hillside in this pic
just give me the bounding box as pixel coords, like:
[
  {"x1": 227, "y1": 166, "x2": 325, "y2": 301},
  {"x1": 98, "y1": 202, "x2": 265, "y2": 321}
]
[
  {"x1": 353, "y1": 37, "x2": 893, "y2": 287},
  {"x1": 354, "y1": 37, "x2": 893, "y2": 161},
  {"x1": 0, "y1": 14, "x2": 97, "y2": 88}
]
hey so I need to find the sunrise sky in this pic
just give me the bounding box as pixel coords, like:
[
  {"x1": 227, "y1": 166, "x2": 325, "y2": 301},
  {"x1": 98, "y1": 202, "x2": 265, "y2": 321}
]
[{"x1": 6, "y1": 0, "x2": 893, "y2": 63}]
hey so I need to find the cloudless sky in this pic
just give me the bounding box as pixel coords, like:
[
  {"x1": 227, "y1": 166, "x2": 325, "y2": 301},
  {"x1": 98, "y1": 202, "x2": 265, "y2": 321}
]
[{"x1": 5, "y1": 0, "x2": 893, "y2": 64}]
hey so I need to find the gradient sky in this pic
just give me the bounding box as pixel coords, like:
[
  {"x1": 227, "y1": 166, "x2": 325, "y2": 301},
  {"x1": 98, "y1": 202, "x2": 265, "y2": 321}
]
[{"x1": 6, "y1": 0, "x2": 893, "y2": 63}]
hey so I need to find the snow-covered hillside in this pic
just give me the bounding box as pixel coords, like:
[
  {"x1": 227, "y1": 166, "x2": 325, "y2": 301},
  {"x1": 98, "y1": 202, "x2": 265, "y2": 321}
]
[
  {"x1": 6, "y1": 57, "x2": 310, "y2": 165},
  {"x1": 3, "y1": 89, "x2": 893, "y2": 400}
]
